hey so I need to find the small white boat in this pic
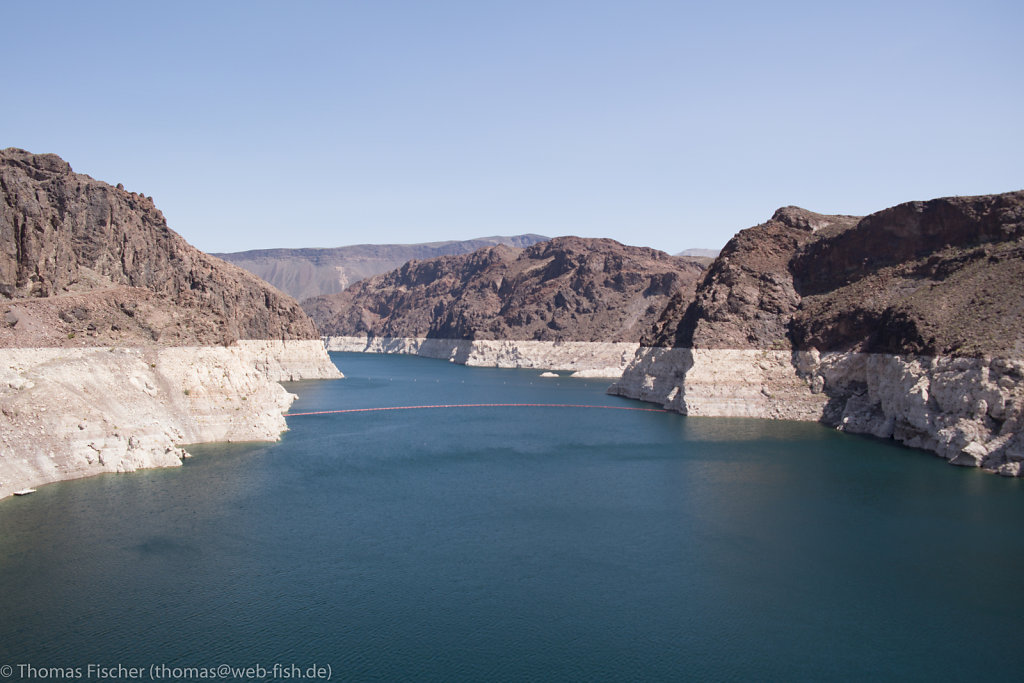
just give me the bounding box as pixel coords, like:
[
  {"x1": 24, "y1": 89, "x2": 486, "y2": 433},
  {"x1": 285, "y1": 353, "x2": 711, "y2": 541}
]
[{"x1": 13, "y1": 488, "x2": 36, "y2": 496}]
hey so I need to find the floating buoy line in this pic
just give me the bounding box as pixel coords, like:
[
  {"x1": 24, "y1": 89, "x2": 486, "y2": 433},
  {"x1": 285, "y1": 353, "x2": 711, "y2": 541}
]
[{"x1": 284, "y1": 403, "x2": 669, "y2": 417}]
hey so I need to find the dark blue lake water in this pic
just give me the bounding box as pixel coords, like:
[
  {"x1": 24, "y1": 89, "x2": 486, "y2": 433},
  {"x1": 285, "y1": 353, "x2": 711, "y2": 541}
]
[{"x1": 2, "y1": 352, "x2": 1023, "y2": 681}]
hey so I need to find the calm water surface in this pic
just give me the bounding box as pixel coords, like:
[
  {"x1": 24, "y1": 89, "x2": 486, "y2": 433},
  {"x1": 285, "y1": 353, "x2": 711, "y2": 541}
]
[{"x1": 1, "y1": 352, "x2": 1022, "y2": 681}]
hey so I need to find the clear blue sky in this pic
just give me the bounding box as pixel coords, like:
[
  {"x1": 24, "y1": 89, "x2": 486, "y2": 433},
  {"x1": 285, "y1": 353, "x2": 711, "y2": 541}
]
[{"x1": 3, "y1": 1, "x2": 1021, "y2": 254}]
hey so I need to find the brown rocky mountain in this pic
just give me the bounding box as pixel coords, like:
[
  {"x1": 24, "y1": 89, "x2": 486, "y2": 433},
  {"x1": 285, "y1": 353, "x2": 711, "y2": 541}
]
[
  {"x1": 213, "y1": 234, "x2": 549, "y2": 301},
  {"x1": 612, "y1": 190, "x2": 1024, "y2": 476},
  {"x1": 0, "y1": 148, "x2": 320, "y2": 347},
  {"x1": 645, "y1": 192, "x2": 1024, "y2": 357},
  {"x1": 0, "y1": 148, "x2": 338, "y2": 500},
  {"x1": 304, "y1": 237, "x2": 707, "y2": 343},
  {"x1": 647, "y1": 207, "x2": 861, "y2": 349},
  {"x1": 790, "y1": 192, "x2": 1024, "y2": 357}
]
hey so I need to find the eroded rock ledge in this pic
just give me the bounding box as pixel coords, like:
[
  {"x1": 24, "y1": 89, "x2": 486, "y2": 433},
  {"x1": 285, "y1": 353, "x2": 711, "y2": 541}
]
[
  {"x1": 0, "y1": 340, "x2": 341, "y2": 499},
  {"x1": 326, "y1": 335, "x2": 638, "y2": 377},
  {"x1": 610, "y1": 348, "x2": 1024, "y2": 476}
]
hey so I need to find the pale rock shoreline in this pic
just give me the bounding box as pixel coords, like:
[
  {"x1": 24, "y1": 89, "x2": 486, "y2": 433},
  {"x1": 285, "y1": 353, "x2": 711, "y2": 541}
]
[
  {"x1": 610, "y1": 348, "x2": 1024, "y2": 476},
  {"x1": 325, "y1": 335, "x2": 638, "y2": 378},
  {"x1": 0, "y1": 340, "x2": 341, "y2": 500}
]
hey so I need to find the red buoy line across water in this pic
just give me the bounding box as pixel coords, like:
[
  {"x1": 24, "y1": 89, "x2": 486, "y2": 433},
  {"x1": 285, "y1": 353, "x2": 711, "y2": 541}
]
[{"x1": 284, "y1": 403, "x2": 670, "y2": 417}]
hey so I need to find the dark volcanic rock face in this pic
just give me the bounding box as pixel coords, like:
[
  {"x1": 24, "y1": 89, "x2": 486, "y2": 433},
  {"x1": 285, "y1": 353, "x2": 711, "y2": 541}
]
[
  {"x1": 794, "y1": 193, "x2": 1024, "y2": 295},
  {"x1": 647, "y1": 207, "x2": 860, "y2": 348},
  {"x1": 0, "y1": 148, "x2": 320, "y2": 346},
  {"x1": 304, "y1": 237, "x2": 706, "y2": 343},
  {"x1": 644, "y1": 190, "x2": 1024, "y2": 357},
  {"x1": 791, "y1": 191, "x2": 1024, "y2": 356}
]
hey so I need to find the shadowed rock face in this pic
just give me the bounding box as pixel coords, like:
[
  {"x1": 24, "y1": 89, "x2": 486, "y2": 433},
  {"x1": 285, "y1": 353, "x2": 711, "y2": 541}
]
[
  {"x1": 790, "y1": 192, "x2": 1024, "y2": 356},
  {"x1": 646, "y1": 207, "x2": 861, "y2": 349},
  {"x1": 0, "y1": 148, "x2": 320, "y2": 346},
  {"x1": 304, "y1": 236, "x2": 707, "y2": 343},
  {"x1": 644, "y1": 191, "x2": 1024, "y2": 357}
]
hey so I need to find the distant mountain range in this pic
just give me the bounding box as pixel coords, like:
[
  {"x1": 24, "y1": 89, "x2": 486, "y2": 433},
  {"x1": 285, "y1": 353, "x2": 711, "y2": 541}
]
[
  {"x1": 213, "y1": 234, "x2": 549, "y2": 301},
  {"x1": 675, "y1": 248, "x2": 720, "y2": 259}
]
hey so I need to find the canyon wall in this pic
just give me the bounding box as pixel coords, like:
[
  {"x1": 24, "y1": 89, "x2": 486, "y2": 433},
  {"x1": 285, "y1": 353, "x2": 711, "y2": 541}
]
[
  {"x1": 0, "y1": 148, "x2": 319, "y2": 344},
  {"x1": 0, "y1": 340, "x2": 340, "y2": 499},
  {"x1": 611, "y1": 192, "x2": 1024, "y2": 476},
  {"x1": 308, "y1": 236, "x2": 706, "y2": 372},
  {"x1": 611, "y1": 348, "x2": 1024, "y2": 475},
  {"x1": 0, "y1": 149, "x2": 342, "y2": 498}
]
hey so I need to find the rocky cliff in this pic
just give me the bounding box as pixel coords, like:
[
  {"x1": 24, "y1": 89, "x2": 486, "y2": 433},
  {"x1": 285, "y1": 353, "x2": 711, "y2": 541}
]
[
  {"x1": 0, "y1": 149, "x2": 340, "y2": 499},
  {"x1": 213, "y1": 234, "x2": 549, "y2": 301},
  {"x1": 0, "y1": 341, "x2": 327, "y2": 499},
  {"x1": 0, "y1": 148, "x2": 322, "y2": 346},
  {"x1": 306, "y1": 237, "x2": 707, "y2": 375},
  {"x1": 790, "y1": 193, "x2": 1024, "y2": 357},
  {"x1": 646, "y1": 207, "x2": 861, "y2": 350},
  {"x1": 611, "y1": 191, "x2": 1024, "y2": 476}
]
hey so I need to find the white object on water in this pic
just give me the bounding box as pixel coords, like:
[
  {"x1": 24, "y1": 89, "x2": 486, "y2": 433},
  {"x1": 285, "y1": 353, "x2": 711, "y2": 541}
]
[{"x1": 13, "y1": 488, "x2": 36, "y2": 496}]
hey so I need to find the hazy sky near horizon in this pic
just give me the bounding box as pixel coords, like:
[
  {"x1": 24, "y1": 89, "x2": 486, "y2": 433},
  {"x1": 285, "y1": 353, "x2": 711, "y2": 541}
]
[{"x1": 3, "y1": 1, "x2": 1021, "y2": 254}]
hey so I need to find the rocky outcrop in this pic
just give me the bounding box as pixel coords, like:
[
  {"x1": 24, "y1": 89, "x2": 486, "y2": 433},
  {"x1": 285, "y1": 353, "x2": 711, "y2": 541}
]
[
  {"x1": 1, "y1": 147, "x2": 319, "y2": 345},
  {"x1": 0, "y1": 149, "x2": 342, "y2": 498},
  {"x1": 790, "y1": 193, "x2": 1024, "y2": 357},
  {"x1": 326, "y1": 335, "x2": 639, "y2": 377},
  {"x1": 307, "y1": 237, "x2": 707, "y2": 371},
  {"x1": 0, "y1": 340, "x2": 338, "y2": 499},
  {"x1": 237, "y1": 339, "x2": 343, "y2": 382},
  {"x1": 213, "y1": 234, "x2": 549, "y2": 301},
  {"x1": 647, "y1": 206, "x2": 861, "y2": 349},
  {"x1": 813, "y1": 353, "x2": 1024, "y2": 476},
  {"x1": 612, "y1": 191, "x2": 1024, "y2": 476},
  {"x1": 614, "y1": 347, "x2": 1024, "y2": 476},
  {"x1": 611, "y1": 348, "x2": 828, "y2": 419}
]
